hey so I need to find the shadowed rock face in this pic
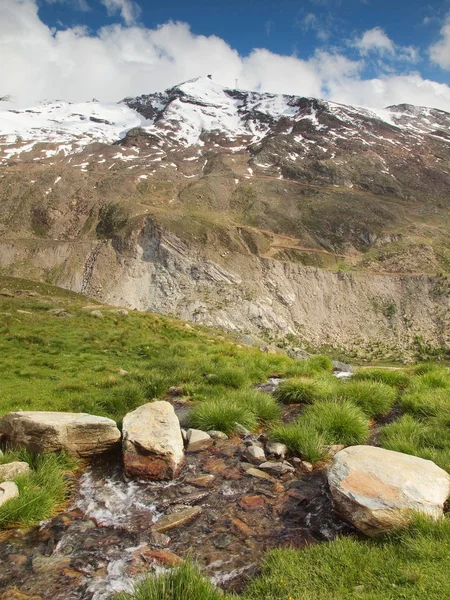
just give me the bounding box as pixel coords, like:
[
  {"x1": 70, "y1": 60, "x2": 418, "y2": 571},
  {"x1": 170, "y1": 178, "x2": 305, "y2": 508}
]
[
  {"x1": 0, "y1": 411, "x2": 121, "y2": 457},
  {"x1": 328, "y1": 445, "x2": 450, "y2": 536},
  {"x1": 122, "y1": 401, "x2": 185, "y2": 481}
]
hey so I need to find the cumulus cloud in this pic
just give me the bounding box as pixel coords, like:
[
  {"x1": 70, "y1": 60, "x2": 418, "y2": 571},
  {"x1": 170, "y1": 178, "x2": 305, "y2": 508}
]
[
  {"x1": 1, "y1": 0, "x2": 450, "y2": 112},
  {"x1": 354, "y1": 27, "x2": 419, "y2": 63},
  {"x1": 355, "y1": 27, "x2": 395, "y2": 55},
  {"x1": 429, "y1": 13, "x2": 450, "y2": 70}
]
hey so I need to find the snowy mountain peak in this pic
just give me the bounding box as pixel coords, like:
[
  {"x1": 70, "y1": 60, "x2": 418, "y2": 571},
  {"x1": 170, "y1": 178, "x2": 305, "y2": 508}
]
[{"x1": 0, "y1": 77, "x2": 449, "y2": 164}]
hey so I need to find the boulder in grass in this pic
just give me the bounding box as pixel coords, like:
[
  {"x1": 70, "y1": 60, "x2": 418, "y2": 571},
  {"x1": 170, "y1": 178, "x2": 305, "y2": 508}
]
[
  {"x1": 0, "y1": 462, "x2": 31, "y2": 481},
  {"x1": 122, "y1": 401, "x2": 184, "y2": 481},
  {"x1": 0, "y1": 481, "x2": 19, "y2": 507},
  {"x1": 0, "y1": 412, "x2": 121, "y2": 458},
  {"x1": 328, "y1": 445, "x2": 450, "y2": 536}
]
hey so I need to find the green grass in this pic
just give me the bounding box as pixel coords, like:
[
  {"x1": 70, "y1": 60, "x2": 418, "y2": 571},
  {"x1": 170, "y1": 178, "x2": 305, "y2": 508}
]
[
  {"x1": 270, "y1": 400, "x2": 369, "y2": 462},
  {"x1": 303, "y1": 400, "x2": 370, "y2": 446},
  {"x1": 188, "y1": 389, "x2": 281, "y2": 433},
  {"x1": 275, "y1": 376, "x2": 338, "y2": 404},
  {"x1": 338, "y1": 380, "x2": 397, "y2": 417},
  {"x1": 352, "y1": 368, "x2": 411, "y2": 390},
  {"x1": 0, "y1": 276, "x2": 310, "y2": 425},
  {"x1": 0, "y1": 450, "x2": 75, "y2": 528},
  {"x1": 242, "y1": 515, "x2": 450, "y2": 600},
  {"x1": 189, "y1": 398, "x2": 258, "y2": 433},
  {"x1": 271, "y1": 422, "x2": 327, "y2": 463},
  {"x1": 399, "y1": 388, "x2": 450, "y2": 417},
  {"x1": 380, "y1": 414, "x2": 450, "y2": 472},
  {"x1": 114, "y1": 561, "x2": 231, "y2": 600}
]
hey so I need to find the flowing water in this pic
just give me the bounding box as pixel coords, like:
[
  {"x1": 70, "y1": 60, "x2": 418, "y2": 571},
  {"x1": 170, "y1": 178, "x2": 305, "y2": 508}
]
[{"x1": 0, "y1": 437, "x2": 354, "y2": 599}]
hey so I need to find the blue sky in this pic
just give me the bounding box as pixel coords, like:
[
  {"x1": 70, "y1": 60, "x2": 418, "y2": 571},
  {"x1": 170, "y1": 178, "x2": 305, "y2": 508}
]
[{"x1": 2, "y1": 0, "x2": 450, "y2": 109}]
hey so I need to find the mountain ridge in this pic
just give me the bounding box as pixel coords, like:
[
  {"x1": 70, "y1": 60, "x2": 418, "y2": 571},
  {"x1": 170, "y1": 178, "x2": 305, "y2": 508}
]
[{"x1": 0, "y1": 76, "x2": 448, "y2": 356}]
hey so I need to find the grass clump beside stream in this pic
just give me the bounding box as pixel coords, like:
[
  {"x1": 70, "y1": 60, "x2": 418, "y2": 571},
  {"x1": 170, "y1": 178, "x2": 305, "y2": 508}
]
[
  {"x1": 271, "y1": 400, "x2": 369, "y2": 462},
  {"x1": 114, "y1": 561, "x2": 228, "y2": 600},
  {"x1": 243, "y1": 515, "x2": 450, "y2": 600},
  {"x1": 0, "y1": 449, "x2": 75, "y2": 528}
]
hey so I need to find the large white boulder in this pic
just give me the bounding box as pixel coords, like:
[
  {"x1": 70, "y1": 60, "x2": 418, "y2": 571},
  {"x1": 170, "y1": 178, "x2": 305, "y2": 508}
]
[
  {"x1": 328, "y1": 445, "x2": 450, "y2": 536},
  {"x1": 122, "y1": 401, "x2": 184, "y2": 480},
  {"x1": 0, "y1": 412, "x2": 121, "y2": 457}
]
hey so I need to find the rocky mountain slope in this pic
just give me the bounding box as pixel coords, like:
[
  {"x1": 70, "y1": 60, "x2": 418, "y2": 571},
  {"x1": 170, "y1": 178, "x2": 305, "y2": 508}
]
[{"x1": 0, "y1": 77, "x2": 449, "y2": 355}]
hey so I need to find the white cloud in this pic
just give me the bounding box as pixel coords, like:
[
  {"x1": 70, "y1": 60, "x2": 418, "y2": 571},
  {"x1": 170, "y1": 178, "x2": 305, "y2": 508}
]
[
  {"x1": 354, "y1": 27, "x2": 419, "y2": 63},
  {"x1": 1, "y1": 0, "x2": 450, "y2": 112},
  {"x1": 429, "y1": 13, "x2": 450, "y2": 70},
  {"x1": 355, "y1": 27, "x2": 395, "y2": 56},
  {"x1": 100, "y1": 0, "x2": 141, "y2": 26}
]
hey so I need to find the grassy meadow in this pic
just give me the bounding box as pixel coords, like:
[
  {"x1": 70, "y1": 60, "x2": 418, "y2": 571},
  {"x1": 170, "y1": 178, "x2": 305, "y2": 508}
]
[{"x1": 0, "y1": 276, "x2": 449, "y2": 599}]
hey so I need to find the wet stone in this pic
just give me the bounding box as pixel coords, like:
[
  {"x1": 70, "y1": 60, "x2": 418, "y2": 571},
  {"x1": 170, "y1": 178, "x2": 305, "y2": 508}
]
[
  {"x1": 152, "y1": 506, "x2": 202, "y2": 533},
  {"x1": 239, "y1": 496, "x2": 266, "y2": 511},
  {"x1": 201, "y1": 457, "x2": 227, "y2": 473},
  {"x1": 230, "y1": 518, "x2": 257, "y2": 537},
  {"x1": 243, "y1": 445, "x2": 266, "y2": 465},
  {"x1": 245, "y1": 467, "x2": 277, "y2": 483},
  {"x1": 213, "y1": 534, "x2": 232, "y2": 549},
  {"x1": 139, "y1": 547, "x2": 183, "y2": 566},
  {"x1": 186, "y1": 474, "x2": 216, "y2": 488},
  {"x1": 31, "y1": 555, "x2": 71, "y2": 574},
  {"x1": 1, "y1": 590, "x2": 43, "y2": 600},
  {"x1": 149, "y1": 531, "x2": 171, "y2": 547},
  {"x1": 186, "y1": 429, "x2": 213, "y2": 452},
  {"x1": 259, "y1": 461, "x2": 295, "y2": 476},
  {"x1": 222, "y1": 467, "x2": 243, "y2": 480}
]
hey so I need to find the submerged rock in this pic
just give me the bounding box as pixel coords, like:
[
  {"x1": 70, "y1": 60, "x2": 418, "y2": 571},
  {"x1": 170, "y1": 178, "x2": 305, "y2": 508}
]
[
  {"x1": 328, "y1": 445, "x2": 450, "y2": 536},
  {"x1": 0, "y1": 412, "x2": 120, "y2": 457},
  {"x1": 122, "y1": 401, "x2": 184, "y2": 481},
  {"x1": 152, "y1": 506, "x2": 202, "y2": 533}
]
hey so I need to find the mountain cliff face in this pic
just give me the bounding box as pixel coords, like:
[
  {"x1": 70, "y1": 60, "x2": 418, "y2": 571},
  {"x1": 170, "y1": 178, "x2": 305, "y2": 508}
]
[{"x1": 0, "y1": 77, "x2": 449, "y2": 356}]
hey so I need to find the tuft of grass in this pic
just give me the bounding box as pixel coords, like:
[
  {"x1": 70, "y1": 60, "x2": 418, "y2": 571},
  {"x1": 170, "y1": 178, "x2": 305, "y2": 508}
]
[
  {"x1": 0, "y1": 450, "x2": 76, "y2": 528},
  {"x1": 204, "y1": 367, "x2": 249, "y2": 389},
  {"x1": 413, "y1": 363, "x2": 446, "y2": 376},
  {"x1": 271, "y1": 422, "x2": 327, "y2": 463},
  {"x1": 275, "y1": 376, "x2": 338, "y2": 404},
  {"x1": 415, "y1": 371, "x2": 450, "y2": 390},
  {"x1": 243, "y1": 515, "x2": 450, "y2": 600},
  {"x1": 352, "y1": 368, "x2": 411, "y2": 390},
  {"x1": 380, "y1": 414, "x2": 450, "y2": 473},
  {"x1": 303, "y1": 400, "x2": 370, "y2": 446},
  {"x1": 399, "y1": 388, "x2": 450, "y2": 418},
  {"x1": 338, "y1": 380, "x2": 397, "y2": 417},
  {"x1": 270, "y1": 400, "x2": 369, "y2": 461},
  {"x1": 189, "y1": 398, "x2": 258, "y2": 434},
  {"x1": 114, "y1": 561, "x2": 232, "y2": 600},
  {"x1": 234, "y1": 389, "x2": 282, "y2": 425},
  {"x1": 306, "y1": 354, "x2": 334, "y2": 373},
  {"x1": 101, "y1": 383, "x2": 147, "y2": 420},
  {"x1": 132, "y1": 372, "x2": 170, "y2": 399}
]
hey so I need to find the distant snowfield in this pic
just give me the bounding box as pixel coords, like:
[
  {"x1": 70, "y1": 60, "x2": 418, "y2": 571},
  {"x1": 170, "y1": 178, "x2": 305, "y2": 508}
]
[{"x1": 0, "y1": 77, "x2": 449, "y2": 158}]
